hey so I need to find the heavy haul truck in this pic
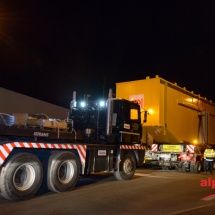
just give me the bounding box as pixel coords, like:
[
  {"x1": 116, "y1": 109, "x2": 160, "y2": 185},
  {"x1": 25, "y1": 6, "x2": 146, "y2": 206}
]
[
  {"x1": 1, "y1": 75, "x2": 214, "y2": 201},
  {"x1": 116, "y1": 75, "x2": 215, "y2": 173},
  {"x1": 0, "y1": 90, "x2": 145, "y2": 201}
]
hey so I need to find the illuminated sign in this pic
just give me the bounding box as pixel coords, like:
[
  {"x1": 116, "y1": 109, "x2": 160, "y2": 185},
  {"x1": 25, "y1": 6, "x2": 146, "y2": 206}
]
[
  {"x1": 129, "y1": 94, "x2": 144, "y2": 108},
  {"x1": 162, "y1": 145, "x2": 181, "y2": 152}
]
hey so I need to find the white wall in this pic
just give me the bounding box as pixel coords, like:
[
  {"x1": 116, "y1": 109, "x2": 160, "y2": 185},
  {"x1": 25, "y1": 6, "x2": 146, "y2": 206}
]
[{"x1": 0, "y1": 87, "x2": 69, "y2": 119}]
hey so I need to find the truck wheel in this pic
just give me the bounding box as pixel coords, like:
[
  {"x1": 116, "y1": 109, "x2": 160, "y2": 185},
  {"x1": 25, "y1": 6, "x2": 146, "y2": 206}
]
[
  {"x1": 47, "y1": 151, "x2": 80, "y2": 193},
  {"x1": 0, "y1": 153, "x2": 42, "y2": 201},
  {"x1": 161, "y1": 166, "x2": 168, "y2": 170},
  {"x1": 193, "y1": 161, "x2": 201, "y2": 173},
  {"x1": 190, "y1": 164, "x2": 194, "y2": 173},
  {"x1": 181, "y1": 164, "x2": 189, "y2": 172},
  {"x1": 114, "y1": 153, "x2": 136, "y2": 181}
]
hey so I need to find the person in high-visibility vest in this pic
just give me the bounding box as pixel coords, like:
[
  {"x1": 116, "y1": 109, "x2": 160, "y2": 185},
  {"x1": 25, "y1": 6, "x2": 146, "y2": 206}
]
[{"x1": 204, "y1": 144, "x2": 215, "y2": 175}]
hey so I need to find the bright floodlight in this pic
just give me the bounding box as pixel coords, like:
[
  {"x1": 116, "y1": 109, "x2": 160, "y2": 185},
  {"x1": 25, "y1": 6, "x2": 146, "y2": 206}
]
[
  {"x1": 99, "y1": 100, "x2": 105, "y2": 107},
  {"x1": 80, "y1": 101, "x2": 86, "y2": 107}
]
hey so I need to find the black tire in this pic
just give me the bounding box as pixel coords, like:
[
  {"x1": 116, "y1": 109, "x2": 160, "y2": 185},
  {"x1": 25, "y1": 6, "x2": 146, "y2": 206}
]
[
  {"x1": 0, "y1": 153, "x2": 42, "y2": 201},
  {"x1": 193, "y1": 161, "x2": 201, "y2": 173},
  {"x1": 114, "y1": 153, "x2": 136, "y2": 181},
  {"x1": 161, "y1": 166, "x2": 168, "y2": 170},
  {"x1": 181, "y1": 164, "x2": 189, "y2": 172},
  {"x1": 47, "y1": 151, "x2": 80, "y2": 193},
  {"x1": 177, "y1": 167, "x2": 182, "y2": 172},
  {"x1": 168, "y1": 162, "x2": 174, "y2": 170},
  {"x1": 190, "y1": 164, "x2": 194, "y2": 173}
]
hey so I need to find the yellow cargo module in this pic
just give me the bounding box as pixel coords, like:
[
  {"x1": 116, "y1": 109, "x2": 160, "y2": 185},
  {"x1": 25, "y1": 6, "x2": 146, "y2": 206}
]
[{"x1": 116, "y1": 75, "x2": 215, "y2": 146}]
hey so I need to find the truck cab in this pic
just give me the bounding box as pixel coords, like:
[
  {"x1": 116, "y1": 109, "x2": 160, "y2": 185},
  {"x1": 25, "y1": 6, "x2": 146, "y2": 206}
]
[{"x1": 69, "y1": 93, "x2": 142, "y2": 145}]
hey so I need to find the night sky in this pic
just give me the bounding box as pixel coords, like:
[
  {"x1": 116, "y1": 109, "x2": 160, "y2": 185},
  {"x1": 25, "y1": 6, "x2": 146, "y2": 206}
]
[{"x1": 0, "y1": 1, "x2": 215, "y2": 108}]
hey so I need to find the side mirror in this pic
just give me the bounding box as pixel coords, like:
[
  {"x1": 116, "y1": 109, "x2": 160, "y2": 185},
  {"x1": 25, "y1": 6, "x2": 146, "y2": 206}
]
[{"x1": 143, "y1": 110, "x2": 148, "y2": 123}]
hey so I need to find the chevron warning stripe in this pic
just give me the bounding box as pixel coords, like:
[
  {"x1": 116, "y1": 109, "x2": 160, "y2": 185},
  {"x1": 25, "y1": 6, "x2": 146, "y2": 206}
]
[
  {"x1": 186, "y1": 144, "x2": 195, "y2": 153},
  {"x1": 151, "y1": 144, "x2": 158, "y2": 152},
  {"x1": 120, "y1": 145, "x2": 145, "y2": 150},
  {"x1": 0, "y1": 142, "x2": 87, "y2": 166}
]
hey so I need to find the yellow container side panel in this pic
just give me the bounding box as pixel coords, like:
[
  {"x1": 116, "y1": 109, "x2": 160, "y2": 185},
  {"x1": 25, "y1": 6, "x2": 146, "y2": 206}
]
[
  {"x1": 164, "y1": 85, "x2": 215, "y2": 144},
  {"x1": 208, "y1": 115, "x2": 215, "y2": 143},
  {"x1": 116, "y1": 77, "x2": 161, "y2": 125},
  {"x1": 165, "y1": 86, "x2": 200, "y2": 144},
  {"x1": 159, "y1": 83, "x2": 165, "y2": 127},
  {"x1": 205, "y1": 104, "x2": 215, "y2": 143}
]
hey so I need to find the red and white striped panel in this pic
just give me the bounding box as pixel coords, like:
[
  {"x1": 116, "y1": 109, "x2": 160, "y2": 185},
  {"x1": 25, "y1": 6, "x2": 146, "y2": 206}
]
[
  {"x1": 120, "y1": 145, "x2": 145, "y2": 150},
  {"x1": 0, "y1": 142, "x2": 87, "y2": 166},
  {"x1": 186, "y1": 145, "x2": 195, "y2": 153},
  {"x1": 151, "y1": 144, "x2": 158, "y2": 152}
]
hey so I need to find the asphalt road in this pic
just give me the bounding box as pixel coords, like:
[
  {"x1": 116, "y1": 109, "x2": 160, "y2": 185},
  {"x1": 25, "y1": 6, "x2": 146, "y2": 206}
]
[{"x1": 1, "y1": 168, "x2": 215, "y2": 215}]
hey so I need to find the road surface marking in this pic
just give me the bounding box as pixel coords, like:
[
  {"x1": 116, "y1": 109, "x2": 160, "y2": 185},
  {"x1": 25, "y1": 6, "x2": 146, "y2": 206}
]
[
  {"x1": 165, "y1": 203, "x2": 215, "y2": 215},
  {"x1": 201, "y1": 194, "x2": 215, "y2": 201},
  {"x1": 135, "y1": 173, "x2": 173, "y2": 178}
]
